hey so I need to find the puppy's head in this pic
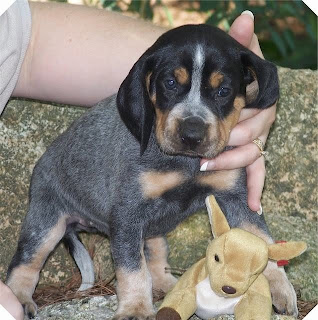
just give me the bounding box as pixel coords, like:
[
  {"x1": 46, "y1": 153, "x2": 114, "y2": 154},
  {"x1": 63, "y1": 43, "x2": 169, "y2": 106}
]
[{"x1": 117, "y1": 24, "x2": 279, "y2": 156}]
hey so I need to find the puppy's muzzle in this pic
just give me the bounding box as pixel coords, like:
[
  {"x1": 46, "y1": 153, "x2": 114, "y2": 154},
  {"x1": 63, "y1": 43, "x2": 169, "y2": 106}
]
[{"x1": 179, "y1": 116, "x2": 207, "y2": 150}]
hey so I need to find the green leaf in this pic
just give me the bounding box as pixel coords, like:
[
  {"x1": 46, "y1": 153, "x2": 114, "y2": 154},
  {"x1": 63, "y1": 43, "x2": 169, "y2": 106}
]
[
  {"x1": 292, "y1": 0, "x2": 304, "y2": 10},
  {"x1": 163, "y1": 5, "x2": 174, "y2": 27},
  {"x1": 269, "y1": 28, "x2": 287, "y2": 57},
  {"x1": 282, "y1": 29, "x2": 295, "y2": 51},
  {"x1": 199, "y1": 0, "x2": 219, "y2": 12}
]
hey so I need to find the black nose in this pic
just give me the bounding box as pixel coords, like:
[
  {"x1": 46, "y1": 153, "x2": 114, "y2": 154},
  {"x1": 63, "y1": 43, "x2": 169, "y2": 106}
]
[
  {"x1": 222, "y1": 285, "x2": 236, "y2": 294},
  {"x1": 179, "y1": 117, "x2": 206, "y2": 150}
]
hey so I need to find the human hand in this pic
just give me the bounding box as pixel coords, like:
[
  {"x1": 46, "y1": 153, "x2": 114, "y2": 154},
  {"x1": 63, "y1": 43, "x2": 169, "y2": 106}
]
[
  {"x1": 0, "y1": 280, "x2": 24, "y2": 320},
  {"x1": 200, "y1": 11, "x2": 277, "y2": 213}
]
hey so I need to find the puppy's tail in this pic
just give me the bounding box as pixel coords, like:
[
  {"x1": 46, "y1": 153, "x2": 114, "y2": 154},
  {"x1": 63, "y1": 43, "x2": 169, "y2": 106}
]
[{"x1": 64, "y1": 232, "x2": 95, "y2": 291}]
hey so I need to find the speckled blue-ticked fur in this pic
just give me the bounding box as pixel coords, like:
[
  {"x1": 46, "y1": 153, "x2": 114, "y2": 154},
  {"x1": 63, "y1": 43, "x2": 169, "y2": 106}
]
[{"x1": 7, "y1": 25, "x2": 298, "y2": 320}]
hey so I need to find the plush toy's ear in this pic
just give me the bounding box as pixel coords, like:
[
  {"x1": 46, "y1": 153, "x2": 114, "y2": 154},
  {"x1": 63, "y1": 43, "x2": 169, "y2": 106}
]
[
  {"x1": 268, "y1": 241, "x2": 307, "y2": 261},
  {"x1": 117, "y1": 52, "x2": 155, "y2": 155},
  {"x1": 205, "y1": 195, "x2": 230, "y2": 238},
  {"x1": 241, "y1": 49, "x2": 279, "y2": 109}
]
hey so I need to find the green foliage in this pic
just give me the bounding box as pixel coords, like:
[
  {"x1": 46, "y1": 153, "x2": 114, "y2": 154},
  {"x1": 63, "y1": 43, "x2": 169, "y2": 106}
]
[
  {"x1": 202, "y1": 0, "x2": 317, "y2": 70},
  {"x1": 101, "y1": 0, "x2": 317, "y2": 70},
  {"x1": 101, "y1": 0, "x2": 154, "y2": 19}
]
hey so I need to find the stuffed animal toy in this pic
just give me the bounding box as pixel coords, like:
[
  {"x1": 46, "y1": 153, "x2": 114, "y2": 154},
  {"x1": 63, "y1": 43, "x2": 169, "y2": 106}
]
[{"x1": 156, "y1": 195, "x2": 307, "y2": 320}]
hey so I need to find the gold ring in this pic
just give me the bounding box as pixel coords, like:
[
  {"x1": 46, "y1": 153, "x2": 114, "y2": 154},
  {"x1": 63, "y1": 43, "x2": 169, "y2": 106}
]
[{"x1": 252, "y1": 138, "x2": 267, "y2": 157}]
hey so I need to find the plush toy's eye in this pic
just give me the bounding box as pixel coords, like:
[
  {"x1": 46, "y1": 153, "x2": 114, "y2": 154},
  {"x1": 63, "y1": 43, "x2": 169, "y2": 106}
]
[
  {"x1": 217, "y1": 87, "x2": 231, "y2": 97},
  {"x1": 164, "y1": 79, "x2": 177, "y2": 90},
  {"x1": 214, "y1": 254, "x2": 220, "y2": 262}
]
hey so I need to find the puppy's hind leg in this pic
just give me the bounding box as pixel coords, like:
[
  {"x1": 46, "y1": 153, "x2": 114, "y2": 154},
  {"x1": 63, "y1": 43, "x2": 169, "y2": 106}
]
[{"x1": 6, "y1": 206, "x2": 68, "y2": 318}]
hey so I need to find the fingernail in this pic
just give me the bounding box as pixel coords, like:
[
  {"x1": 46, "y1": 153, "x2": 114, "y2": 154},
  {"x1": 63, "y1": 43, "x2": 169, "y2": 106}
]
[
  {"x1": 200, "y1": 161, "x2": 215, "y2": 171},
  {"x1": 257, "y1": 204, "x2": 263, "y2": 215},
  {"x1": 241, "y1": 10, "x2": 254, "y2": 20},
  {"x1": 200, "y1": 162, "x2": 208, "y2": 172}
]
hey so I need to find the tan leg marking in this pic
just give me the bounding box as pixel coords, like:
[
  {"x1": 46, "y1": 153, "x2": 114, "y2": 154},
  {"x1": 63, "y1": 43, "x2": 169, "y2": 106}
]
[
  {"x1": 218, "y1": 96, "x2": 245, "y2": 145},
  {"x1": 174, "y1": 67, "x2": 189, "y2": 85},
  {"x1": 7, "y1": 216, "x2": 68, "y2": 315},
  {"x1": 115, "y1": 250, "x2": 154, "y2": 318},
  {"x1": 145, "y1": 237, "x2": 177, "y2": 294},
  {"x1": 209, "y1": 71, "x2": 224, "y2": 88},
  {"x1": 140, "y1": 171, "x2": 186, "y2": 199},
  {"x1": 197, "y1": 169, "x2": 240, "y2": 191},
  {"x1": 241, "y1": 223, "x2": 298, "y2": 316}
]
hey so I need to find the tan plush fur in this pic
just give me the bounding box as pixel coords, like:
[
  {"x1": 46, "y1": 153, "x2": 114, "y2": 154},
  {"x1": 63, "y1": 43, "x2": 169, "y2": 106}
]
[{"x1": 156, "y1": 195, "x2": 307, "y2": 320}]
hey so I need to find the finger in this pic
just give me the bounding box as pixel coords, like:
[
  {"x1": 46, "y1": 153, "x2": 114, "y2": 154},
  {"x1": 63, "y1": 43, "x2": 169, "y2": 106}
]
[
  {"x1": 200, "y1": 141, "x2": 264, "y2": 171},
  {"x1": 238, "y1": 108, "x2": 261, "y2": 122},
  {"x1": 246, "y1": 156, "x2": 266, "y2": 212},
  {"x1": 229, "y1": 11, "x2": 254, "y2": 47},
  {"x1": 228, "y1": 104, "x2": 276, "y2": 146},
  {"x1": 249, "y1": 33, "x2": 264, "y2": 59}
]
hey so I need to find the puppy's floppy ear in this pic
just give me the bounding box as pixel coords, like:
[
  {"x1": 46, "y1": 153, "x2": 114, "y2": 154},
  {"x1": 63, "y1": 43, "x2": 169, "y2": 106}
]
[
  {"x1": 117, "y1": 52, "x2": 155, "y2": 155},
  {"x1": 241, "y1": 49, "x2": 279, "y2": 109}
]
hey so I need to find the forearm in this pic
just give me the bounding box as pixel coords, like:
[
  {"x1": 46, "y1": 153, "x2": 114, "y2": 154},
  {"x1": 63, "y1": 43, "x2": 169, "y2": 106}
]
[{"x1": 13, "y1": 1, "x2": 165, "y2": 106}]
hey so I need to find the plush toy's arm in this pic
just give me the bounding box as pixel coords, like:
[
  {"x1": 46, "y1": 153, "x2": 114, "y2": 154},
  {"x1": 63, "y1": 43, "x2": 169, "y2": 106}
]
[
  {"x1": 234, "y1": 274, "x2": 272, "y2": 320},
  {"x1": 156, "y1": 258, "x2": 207, "y2": 320}
]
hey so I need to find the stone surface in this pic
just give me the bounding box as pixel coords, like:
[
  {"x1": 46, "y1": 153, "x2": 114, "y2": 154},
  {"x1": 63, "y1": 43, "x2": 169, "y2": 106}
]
[
  {"x1": 0, "y1": 67, "x2": 317, "y2": 319},
  {"x1": 34, "y1": 295, "x2": 296, "y2": 320}
]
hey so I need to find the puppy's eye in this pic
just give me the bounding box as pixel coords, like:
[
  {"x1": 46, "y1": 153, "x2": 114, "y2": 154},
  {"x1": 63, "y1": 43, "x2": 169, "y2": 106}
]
[
  {"x1": 217, "y1": 87, "x2": 231, "y2": 97},
  {"x1": 164, "y1": 79, "x2": 176, "y2": 90},
  {"x1": 214, "y1": 254, "x2": 220, "y2": 262}
]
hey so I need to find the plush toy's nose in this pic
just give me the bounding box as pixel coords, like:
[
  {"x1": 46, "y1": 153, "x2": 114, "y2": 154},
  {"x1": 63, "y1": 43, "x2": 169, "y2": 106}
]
[{"x1": 222, "y1": 285, "x2": 236, "y2": 294}]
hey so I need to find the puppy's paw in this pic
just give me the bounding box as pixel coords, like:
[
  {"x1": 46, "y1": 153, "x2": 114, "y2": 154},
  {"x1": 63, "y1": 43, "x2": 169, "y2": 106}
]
[
  {"x1": 265, "y1": 263, "x2": 298, "y2": 317},
  {"x1": 271, "y1": 278, "x2": 298, "y2": 317},
  {"x1": 114, "y1": 302, "x2": 155, "y2": 320},
  {"x1": 113, "y1": 313, "x2": 155, "y2": 320},
  {"x1": 23, "y1": 300, "x2": 37, "y2": 319}
]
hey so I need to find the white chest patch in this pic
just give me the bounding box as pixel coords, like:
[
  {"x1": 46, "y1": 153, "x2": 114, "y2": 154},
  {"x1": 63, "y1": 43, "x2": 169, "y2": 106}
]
[{"x1": 195, "y1": 277, "x2": 241, "y2": 319}]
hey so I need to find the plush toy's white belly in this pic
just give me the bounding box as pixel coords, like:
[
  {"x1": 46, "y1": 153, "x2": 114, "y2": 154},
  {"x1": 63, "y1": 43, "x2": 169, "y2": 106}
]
[{"x1": 195, "y1": 277, "x2": 241, "y2": 319}]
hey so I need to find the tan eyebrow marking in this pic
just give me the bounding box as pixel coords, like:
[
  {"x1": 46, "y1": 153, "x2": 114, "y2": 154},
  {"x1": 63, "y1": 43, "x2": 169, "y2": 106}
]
[
  {"x1": 209, "y1": 71, "x2": 224, "y2": 88},
  {"x1": 174, "y1": 67, "x2": 190, "y2": 85}
]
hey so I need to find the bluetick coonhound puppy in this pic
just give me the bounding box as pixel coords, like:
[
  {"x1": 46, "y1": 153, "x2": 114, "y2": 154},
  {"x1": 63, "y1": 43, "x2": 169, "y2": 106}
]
[{"x1": 7, "y1": 25, "x2": 298, "y2": 319}]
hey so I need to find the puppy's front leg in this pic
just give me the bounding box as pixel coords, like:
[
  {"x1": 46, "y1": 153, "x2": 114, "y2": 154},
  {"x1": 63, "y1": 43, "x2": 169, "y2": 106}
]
[
  {"x1": 111, "y1": 228, "x2": 155, "y2": 320},
  {"x1": 263, "y1": 260, "x2": 298, "y2": 317}
]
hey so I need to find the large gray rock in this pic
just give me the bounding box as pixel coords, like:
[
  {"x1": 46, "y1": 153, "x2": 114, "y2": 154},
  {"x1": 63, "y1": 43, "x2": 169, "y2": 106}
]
[
  {"x1": 0, "y1": 67, "x2": 317, "y2": 319},
  {"x1": 33, "y1": 295, "x2": 296, "y2": 320}
]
